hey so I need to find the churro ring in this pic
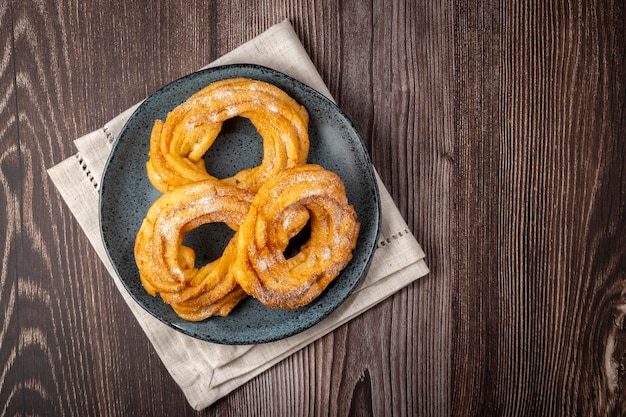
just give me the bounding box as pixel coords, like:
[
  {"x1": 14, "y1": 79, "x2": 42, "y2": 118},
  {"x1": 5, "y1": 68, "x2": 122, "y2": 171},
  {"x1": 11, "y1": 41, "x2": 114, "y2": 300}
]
[
  {"x1": 232, "y1": 164, "x2": 360, "y2": 309},
  {"x1": 134, "y1": 179, "x2": 253, "y2": 320},
  {"x1": 147, "y1": 78, "x2": 310, "y2": 193}
]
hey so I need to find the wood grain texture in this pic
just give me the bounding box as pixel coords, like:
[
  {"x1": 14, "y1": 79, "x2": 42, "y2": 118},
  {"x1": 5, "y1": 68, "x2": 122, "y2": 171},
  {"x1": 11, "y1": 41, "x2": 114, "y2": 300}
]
[
  {"x1": 1, "y1": 0, "x2": 625, "y2": 416},
  {"x1": 450, "y1": 2, "x2": 626, "y2": 416},
  {"x1": 1, "y1": 0, "x2": 20, "y2": 415}
]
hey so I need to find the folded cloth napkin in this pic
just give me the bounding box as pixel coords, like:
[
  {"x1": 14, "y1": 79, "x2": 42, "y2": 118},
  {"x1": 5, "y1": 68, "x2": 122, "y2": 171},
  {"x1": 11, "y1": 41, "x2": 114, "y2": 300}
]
[{"x1": 47, "y1": 19, "x2": 429, "y2": 410}]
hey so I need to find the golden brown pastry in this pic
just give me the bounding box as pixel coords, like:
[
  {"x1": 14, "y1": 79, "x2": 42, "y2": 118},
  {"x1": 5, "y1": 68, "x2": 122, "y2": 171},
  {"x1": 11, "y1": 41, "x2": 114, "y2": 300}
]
[
  {"x1": 232, "y1": 164, "x2": 360, "y2": 309},
  {"x1": 134, "y1": 179, "x2": 253, "y2": 320},
  {"x1": 135, "y1": 78, "x2": 360, "y2": 322},
  {"x1": 146, "y1": 78, "x2": 310, "y2": 193}
]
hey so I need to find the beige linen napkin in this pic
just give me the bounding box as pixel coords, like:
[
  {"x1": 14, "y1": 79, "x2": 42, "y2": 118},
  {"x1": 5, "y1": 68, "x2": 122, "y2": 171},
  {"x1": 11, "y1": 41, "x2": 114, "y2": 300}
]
[{"x1": 47, "y1": 20, "x2": 429, "y2": 410}]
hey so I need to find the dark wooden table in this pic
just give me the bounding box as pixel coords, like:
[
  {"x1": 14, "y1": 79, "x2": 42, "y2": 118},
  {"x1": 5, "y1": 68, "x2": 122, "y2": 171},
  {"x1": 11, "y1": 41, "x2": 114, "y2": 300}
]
[{"x1": 2, "y1": 1, "x2": 625, "y2": 416}]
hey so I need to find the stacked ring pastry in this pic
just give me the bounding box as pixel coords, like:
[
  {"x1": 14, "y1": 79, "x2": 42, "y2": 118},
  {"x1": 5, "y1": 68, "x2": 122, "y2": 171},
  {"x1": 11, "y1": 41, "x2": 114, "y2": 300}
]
[
  {"x1": 146, "y1": 77, "x2": 310, "y2": 193},
  {"x1": 134, "y1": 179, "x2": 253, "y2": 321},
  {"x1": 134, "y1": 78, "x2": 360, "y2": 321},
  {"x1": 233, "y1": 164, "x2": 360, "y2": 309}
]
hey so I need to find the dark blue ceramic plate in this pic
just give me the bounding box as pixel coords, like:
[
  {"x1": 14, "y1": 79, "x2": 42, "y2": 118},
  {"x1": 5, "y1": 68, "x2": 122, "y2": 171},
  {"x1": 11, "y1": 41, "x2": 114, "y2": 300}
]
[{"x1": 99, "y1": 64, "x2": 380, "y2": 344}]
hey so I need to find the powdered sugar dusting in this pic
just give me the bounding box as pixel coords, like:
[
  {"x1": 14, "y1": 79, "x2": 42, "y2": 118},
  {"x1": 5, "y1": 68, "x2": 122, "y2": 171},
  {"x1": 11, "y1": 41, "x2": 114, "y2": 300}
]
[{"x1": 257, "y1": 258, "x2": 268, "y2": 272}]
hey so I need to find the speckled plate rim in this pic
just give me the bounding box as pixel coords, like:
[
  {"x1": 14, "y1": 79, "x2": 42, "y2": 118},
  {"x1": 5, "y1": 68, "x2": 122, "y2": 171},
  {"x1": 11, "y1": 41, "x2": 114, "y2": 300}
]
[{"x1": 99, "y1": 64, "x2": 380, "y2": 344}]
